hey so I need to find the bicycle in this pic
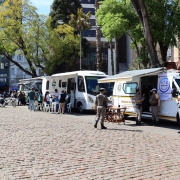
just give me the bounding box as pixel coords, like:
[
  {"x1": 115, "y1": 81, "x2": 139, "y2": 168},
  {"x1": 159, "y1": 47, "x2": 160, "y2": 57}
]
[{"x1": 3, "y1": 97, "x2": 17, "y2": 108}]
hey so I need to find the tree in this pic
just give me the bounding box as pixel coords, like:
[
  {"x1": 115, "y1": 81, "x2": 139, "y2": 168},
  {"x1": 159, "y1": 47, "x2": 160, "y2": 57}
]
[
  {"x1": 50, "y1": 0, "x2": 81, "y2": 29},
  {"x1": 69, "y1": 8, "x2": 91, "y2": 70},
  {"x1": 146, "y1": 0, "x2": 180, "y2": 63},
  {"x1": 0, "y1": 0, "x2": 81, "y2": 77},
  {"x1": 97, "y1": 0, "x2": 149, "y2": 70},
  {"x1": 130, "y1": 0, "x2": 159, "y2": 67},
  {"x1": 44, "y1": 22, "x2": 80, "y2": 74},
  {"x1": 0, "y1": 0, "x2": 41, "y2": 77},
  {"x1": 95, "y1": 0, "x2": 103, "y2": 71}
]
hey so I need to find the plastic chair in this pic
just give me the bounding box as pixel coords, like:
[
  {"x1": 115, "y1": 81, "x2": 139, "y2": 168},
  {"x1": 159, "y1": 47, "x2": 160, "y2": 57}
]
[{"x1": 67, "y1": 103, "x2": 72, "y2": 113}]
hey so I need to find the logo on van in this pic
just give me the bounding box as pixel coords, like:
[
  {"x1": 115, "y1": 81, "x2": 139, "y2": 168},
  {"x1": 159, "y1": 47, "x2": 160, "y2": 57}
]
[
  {"x1": 52, "y1": 80, "x2": 56, "y2": 87},
  {"x1": 159, "y1": 77, "x2": 170, "y2": 93}
]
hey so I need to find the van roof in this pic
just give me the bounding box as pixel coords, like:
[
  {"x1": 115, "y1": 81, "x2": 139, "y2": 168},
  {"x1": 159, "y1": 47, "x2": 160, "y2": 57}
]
[
  {"x1": 98, "y1": 68, "x2": 165, "y2": 83},
  {"x1": 52, "y1": 70, "x2": 107, "y2": 77}
]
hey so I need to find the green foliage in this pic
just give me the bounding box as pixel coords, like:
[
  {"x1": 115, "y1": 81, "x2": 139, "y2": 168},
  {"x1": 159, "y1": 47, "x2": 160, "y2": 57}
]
[
  {"x1": 44, "y1": 22, "x2": 80, "y2": 74},
  {"x1": 50, "y1": 0, "x2": 81, "y2": 29},
  {"x1": 0, "y1": 0, "x2": 81, "y2": 76},
  {"x1": 69, "y1": 8, "x2": 92, "y2": 31}
]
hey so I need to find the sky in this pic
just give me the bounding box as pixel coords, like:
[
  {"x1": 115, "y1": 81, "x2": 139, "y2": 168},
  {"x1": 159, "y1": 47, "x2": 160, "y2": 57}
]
[{"x1": 30, "y1": 0, "x2": 54, "y2": 15}]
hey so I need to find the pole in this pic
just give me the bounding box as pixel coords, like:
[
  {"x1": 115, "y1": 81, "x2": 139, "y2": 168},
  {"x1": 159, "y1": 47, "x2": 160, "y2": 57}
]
[{"x1": 80, "y1": 30, "x2": 82, "y2": 70}]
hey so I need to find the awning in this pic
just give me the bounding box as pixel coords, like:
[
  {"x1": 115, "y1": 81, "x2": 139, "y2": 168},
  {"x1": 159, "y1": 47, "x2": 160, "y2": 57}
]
[{"x1": 98, "y1": 68, "x2": 165, "y2": 83}]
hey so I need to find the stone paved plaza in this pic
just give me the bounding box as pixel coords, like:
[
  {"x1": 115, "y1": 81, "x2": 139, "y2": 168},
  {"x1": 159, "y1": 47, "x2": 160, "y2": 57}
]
[{"x1": 0, "y1": 106, "x2": 180, "y2": 180}]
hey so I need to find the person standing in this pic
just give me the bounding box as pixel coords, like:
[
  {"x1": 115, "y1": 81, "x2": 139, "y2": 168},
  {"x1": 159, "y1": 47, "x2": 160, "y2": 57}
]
[
  {"x1": 94, "y1": 88, "x2": 109, "y2": 129},
  {"x1": 149, "y1": 88, "x2": 160, "y2": 126},
  {"x1": 28, "y1": 88, "x2": 35, "y2": 111},
  {"x1": 54, "y1": 89, "x2": 59, "y2": 112},
  {"x1": 58, "y1": 90, "x2": 68, "y2": 114},
  {"x1": 134, "y1": 89, "x2": 144, "y2": 125}
]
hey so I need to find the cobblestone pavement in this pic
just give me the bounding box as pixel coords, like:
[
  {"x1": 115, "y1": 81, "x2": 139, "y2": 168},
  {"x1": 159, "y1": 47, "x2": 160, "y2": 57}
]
[{"x1": 0, "y1": 106, "x2": 180, "y2": 180}]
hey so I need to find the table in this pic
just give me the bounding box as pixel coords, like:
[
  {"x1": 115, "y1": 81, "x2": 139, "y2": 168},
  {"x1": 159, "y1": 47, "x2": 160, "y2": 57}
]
[{"x1": 105, "y1": 106, "x2": 127, "y2": 124}]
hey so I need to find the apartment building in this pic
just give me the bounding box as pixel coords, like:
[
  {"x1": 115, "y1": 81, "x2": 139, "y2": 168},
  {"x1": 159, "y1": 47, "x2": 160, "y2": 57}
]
[{"x1": 9, "y1": 54, "x2": 43, "y2": 91}]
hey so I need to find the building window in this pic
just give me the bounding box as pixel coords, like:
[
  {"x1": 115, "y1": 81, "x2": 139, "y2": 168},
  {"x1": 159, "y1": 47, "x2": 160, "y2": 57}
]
[
  {"x1": 18, "y1": 55, "x2": 21, "y2": 61},
  {"x1": 11, "y1": 68, "x2": 15, "y2": 75},
  {"x1": 17, "y1": 68, "x2": 23, "y2": 76},
  {"x1": 0, "y1": 62, "x2": 4, "y2": 69}
]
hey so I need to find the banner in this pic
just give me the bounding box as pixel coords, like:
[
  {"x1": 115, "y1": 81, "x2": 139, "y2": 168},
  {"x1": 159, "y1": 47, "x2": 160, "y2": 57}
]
[{"x1": 158, "y1": 73, "x2": 172, "y2": 100}]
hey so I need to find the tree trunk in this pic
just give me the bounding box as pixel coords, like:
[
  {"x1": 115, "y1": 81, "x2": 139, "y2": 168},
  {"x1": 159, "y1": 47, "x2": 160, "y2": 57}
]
[
  {"x1": 115, "y1": 38, "x2": 119, "y2": 74},
  {"x1": 131, "y1": 0, "x2": 159, "y2": 67},
  {"x1": 159, "y1": 42, "x2": 168, "y2": 63},
  {"x1": 95, "y1": 0, "x2": 102, "y2": 71},
  {"x1": 110, "y1": 41, "x2": 114, "y2": 75}
]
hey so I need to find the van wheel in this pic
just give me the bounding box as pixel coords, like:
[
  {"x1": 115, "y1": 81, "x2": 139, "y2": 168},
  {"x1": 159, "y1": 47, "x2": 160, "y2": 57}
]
[
  {"x1": 176, "y1": 112, "x2": 180, "y2": 126},
  {"x1": 78, "y1": 103, "x2": 84, "y2": 113}
]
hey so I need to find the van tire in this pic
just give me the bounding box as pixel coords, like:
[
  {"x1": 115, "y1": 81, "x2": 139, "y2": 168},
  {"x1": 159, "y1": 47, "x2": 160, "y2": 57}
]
[
  {"x1": 78, "y1": 103, "x2": 84, "y2": 113},
  {"x1": 176, "y1": 112, "x2": 180, "y2": 126}
]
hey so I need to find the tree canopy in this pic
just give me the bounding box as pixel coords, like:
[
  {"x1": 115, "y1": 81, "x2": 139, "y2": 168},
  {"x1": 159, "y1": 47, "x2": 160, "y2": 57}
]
[
  {"x1": 97, "y1": 0, "x2": 180, "y2": 68},
  {"x1": 0, "y1": 0, "x2": 81, "y2": 76},
  {"x1": 50, "y1": 0, "x2": 82, "y2": 29}
]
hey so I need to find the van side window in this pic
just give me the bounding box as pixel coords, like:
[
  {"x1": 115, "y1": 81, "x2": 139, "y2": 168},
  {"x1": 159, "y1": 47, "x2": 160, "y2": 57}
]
[
  {"x1": 62, "y1": 82, "x2": 67, "y2": 88},
  {"x1": 59, "y1": 80, "x2": 61, "y2": 88},
  {"x1": 123, "y1": 83, "x2": 137, "y2": 94},
  {"x1": 46, "y1": 81, "x2": 49, "y2": 90},
  {"x1": 78, "y1": 76, "x2": 85, "y2": 92}
]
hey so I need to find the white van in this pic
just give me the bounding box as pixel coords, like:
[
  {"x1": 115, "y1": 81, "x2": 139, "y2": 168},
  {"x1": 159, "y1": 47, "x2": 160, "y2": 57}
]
[
  {"x1": 18, "y1": 77, "x2": 44, "y2": 103},
  {"x1": 42, "y1": 70, "x2": 114, "y2": 112},
  {"x1": 98, "y1": 68, "x2": 180, "y2": 125}
]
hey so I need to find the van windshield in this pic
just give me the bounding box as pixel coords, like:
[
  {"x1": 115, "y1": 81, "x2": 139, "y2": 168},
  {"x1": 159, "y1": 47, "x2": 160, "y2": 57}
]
[{"x1": 85, "y1": 76, "x2": 114, "y2": 97}]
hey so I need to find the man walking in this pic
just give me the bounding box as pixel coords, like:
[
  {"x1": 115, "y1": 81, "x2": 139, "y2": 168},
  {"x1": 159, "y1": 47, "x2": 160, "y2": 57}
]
[
  {"x1": 149, "y1": 88, "x2": 160, "y2": 126},
  {"x1": 28, "y1": 88, "x2": 35, "y2": 111},
  {"x1": 94, "y1": 88, "x2": 109, "y2": 129},
  {"x1": 134, "y1": 89, "x2": 144, "y2": 125}
]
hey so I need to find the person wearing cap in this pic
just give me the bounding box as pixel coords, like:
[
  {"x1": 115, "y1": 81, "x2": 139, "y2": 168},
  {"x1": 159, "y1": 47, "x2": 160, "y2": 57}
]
[
  {"x1": 94, "y1": 88, "x2": 109, "y2": 129},
  {"x1": 134, "y1": 89, "x2": 144, "y2": 125},
  {"x1": 149, "y1": 88, "x2": 160, "y2": 126}
]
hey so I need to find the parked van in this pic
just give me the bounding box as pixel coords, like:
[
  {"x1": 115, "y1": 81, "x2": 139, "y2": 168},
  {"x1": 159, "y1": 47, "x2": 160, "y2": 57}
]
[
  {"x1": 42, "y1": 70, "x2": 114, "y2": 113},
  {"x1": 18, "y1": 77, "x2": 44, "y2": 103},
  {"x1": 98, "y1": 68, "x2": 180, "y2": 125}
]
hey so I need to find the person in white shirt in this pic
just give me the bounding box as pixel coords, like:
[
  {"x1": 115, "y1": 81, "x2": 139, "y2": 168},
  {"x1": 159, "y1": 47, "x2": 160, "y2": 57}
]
[{"x1": 44, "y1": 91, "x2": 51, "y2": 104}]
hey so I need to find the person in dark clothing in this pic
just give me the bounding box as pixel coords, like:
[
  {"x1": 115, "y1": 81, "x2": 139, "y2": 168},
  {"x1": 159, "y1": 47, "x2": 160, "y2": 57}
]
[
  {"x1": 58, "y1": 90, "x2": 68, "y2": 114},
  {"x1": 18, "y1": 91, "x2": 24, "y2": 106}
]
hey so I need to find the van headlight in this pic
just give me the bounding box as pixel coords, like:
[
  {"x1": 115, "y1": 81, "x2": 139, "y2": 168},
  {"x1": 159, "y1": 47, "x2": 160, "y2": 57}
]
[{"x1": 88, "y1": 96, "x2": 94, "y2": 103}]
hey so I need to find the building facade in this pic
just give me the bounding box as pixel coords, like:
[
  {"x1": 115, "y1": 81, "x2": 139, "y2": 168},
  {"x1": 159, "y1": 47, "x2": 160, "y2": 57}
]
[
  {"x1": 0, "y1": 55, "x2": 10, "y2": 93},
  {"x1": 9, "y1": 54, "x2": 43, "y2": 91}
]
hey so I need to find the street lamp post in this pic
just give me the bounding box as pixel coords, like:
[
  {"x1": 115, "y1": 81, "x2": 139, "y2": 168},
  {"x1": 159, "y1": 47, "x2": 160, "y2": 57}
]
[{"x1": 80, "y1": 30, "x2": 82, "y2": 70}]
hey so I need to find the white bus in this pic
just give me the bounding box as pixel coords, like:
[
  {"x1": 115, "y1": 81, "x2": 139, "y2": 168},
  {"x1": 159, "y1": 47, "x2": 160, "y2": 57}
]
[{"x1": 42, "y1": 70, "x2": 114, "y2": 112}]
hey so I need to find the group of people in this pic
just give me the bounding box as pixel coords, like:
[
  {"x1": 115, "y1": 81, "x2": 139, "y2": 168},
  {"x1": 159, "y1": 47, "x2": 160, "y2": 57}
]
[
  {"x1": 43, "y1": 89, "x2": 69, "y2": 114},
  {"x1": 27, "y1": 88, "x2": 69, "y2": 114},
  {"x1": 93, "y1": 87, "x2": 161, "y2": 130},
  {"x1": 0, "y1": 90, "x2": 26, "y2": 106},
  {"x1": 134, "y1": 88, "x2": 160, "y2": 126}
]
